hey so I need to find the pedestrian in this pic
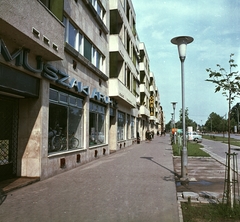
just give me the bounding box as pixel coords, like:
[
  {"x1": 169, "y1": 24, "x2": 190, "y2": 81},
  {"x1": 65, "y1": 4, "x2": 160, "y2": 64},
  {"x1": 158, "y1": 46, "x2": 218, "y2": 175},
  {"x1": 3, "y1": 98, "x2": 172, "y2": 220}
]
[{"x1": 137, "y1": 132, "x2": 140, "y2": 144}]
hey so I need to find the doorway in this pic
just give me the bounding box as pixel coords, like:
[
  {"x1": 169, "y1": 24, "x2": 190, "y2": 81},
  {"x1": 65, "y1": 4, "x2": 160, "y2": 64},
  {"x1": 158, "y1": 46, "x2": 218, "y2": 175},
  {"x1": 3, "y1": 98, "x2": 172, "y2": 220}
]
[{"x1": 0, "y1": 96, "x2": 18, "y2": 181}]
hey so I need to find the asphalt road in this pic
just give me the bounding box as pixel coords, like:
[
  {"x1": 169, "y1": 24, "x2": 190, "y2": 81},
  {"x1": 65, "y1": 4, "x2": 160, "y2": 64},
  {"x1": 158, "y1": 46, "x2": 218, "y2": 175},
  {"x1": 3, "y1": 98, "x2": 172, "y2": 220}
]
[{"x1": 201, "y1": 138, "x2": 240, "y2": 172}]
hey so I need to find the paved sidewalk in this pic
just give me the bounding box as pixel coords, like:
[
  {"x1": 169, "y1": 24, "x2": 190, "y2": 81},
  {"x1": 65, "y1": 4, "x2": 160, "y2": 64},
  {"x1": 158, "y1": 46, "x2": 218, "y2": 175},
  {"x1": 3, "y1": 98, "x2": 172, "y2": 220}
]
[{"x1": 0, "y1": 135, "x2": 179, "y2": 222}]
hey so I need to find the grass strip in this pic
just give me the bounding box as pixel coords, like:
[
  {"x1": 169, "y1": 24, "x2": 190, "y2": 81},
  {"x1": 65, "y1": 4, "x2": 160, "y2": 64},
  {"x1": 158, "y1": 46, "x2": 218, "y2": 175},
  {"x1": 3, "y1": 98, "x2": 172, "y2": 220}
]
[
  {"x1": 203, "y1": 134, "x2": 240, "y2": 147},
  {"x1": 182, "y1": 202, "x2": 240, "y2": 221},
  {"x1": 172, "y1": 141, "x2": 210, "y2": 157}
]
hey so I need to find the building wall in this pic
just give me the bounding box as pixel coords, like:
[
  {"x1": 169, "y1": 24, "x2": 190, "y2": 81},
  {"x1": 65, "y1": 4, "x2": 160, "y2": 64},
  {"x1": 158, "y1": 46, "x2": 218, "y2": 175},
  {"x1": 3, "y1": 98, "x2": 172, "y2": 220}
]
[{"x1": 0, "y1": 0, "x2": 164, "y2": 181}]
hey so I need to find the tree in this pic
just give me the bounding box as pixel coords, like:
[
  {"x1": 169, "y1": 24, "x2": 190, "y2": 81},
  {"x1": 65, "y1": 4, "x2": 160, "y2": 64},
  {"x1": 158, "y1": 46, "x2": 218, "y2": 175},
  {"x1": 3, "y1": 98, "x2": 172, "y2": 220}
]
[
  {"x1": 205, "y1": 112, "x2": 227, "y2": 133},
  {"x1": 231, "y1": 103, "x2": 240, "y2": 132},
  {"x1": 177, "y1": 107, "x2": 197, "y2": 130},
  {"x1": 206, "y1": 53, "x2": 240, "y2": 207}
]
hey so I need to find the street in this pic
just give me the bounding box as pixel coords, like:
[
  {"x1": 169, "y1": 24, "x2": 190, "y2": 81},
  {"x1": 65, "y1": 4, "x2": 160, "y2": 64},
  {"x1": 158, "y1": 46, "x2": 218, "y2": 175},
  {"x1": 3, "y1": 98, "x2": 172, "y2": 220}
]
[{"x1": 201, "y1": 137, "x2": 240, "y2": 172}]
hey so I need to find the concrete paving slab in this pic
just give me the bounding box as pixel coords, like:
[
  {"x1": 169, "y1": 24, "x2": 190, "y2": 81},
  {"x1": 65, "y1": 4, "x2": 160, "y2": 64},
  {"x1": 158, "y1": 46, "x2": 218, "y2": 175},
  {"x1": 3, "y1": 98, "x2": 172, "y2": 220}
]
[
  {"x1": 182, "y1": 192, "x2": 199, "y2": 200},
  {"x1": 0, "y1": 135, "x2": 180, "y2": 222}
]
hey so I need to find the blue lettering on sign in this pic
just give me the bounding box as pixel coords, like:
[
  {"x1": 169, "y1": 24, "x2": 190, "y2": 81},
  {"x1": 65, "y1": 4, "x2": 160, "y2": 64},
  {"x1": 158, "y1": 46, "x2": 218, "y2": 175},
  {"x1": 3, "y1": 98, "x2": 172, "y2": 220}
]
[
  {"x1": 91, "y1": 88, "x2": 112, "y2": 104},
  {"x1": 0, "y1": 38, "x2": 111, "y2": 104}
]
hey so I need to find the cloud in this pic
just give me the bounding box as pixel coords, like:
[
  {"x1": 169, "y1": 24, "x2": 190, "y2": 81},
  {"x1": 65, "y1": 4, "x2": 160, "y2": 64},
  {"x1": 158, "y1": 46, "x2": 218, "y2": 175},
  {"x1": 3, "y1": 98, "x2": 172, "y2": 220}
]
[{"x1": 132, "y1": 0, "x2": 240, "y2": 124}]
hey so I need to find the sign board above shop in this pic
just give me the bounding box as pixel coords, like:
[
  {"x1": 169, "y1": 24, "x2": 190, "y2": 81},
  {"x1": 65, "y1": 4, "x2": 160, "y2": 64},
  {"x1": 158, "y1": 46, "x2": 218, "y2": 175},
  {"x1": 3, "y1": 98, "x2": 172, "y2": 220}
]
[
  {"x1": 0, "y1": 38, "x2": 112, "y2": 104},
  {"x1": 149, "y1": 96, "x2": 154, "y2": 116}
]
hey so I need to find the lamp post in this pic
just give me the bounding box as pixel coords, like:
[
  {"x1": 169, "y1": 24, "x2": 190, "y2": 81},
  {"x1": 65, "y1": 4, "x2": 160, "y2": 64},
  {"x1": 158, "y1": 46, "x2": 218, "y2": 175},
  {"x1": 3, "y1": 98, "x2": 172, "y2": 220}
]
[
  {"x1": 171, "y1": 102, "x2": 177, "y2": 144},
  {"x1": 171, "y1": 36, "x2": 194, "y2": 179},
  {"x1": 171, "y1": 112, "x2": 174, "y2": 128}
]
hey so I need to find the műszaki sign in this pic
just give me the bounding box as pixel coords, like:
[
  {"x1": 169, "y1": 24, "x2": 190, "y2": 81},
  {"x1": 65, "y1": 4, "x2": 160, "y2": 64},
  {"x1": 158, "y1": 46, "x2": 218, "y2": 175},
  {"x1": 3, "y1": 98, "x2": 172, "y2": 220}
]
[{"x1": 0, "y1": 39, "x2": 112, "y2": 104}]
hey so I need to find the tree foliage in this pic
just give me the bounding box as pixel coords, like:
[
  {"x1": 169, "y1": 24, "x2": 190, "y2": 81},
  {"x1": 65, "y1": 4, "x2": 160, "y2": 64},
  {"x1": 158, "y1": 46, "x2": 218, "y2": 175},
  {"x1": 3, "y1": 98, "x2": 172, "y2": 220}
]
[
  {"x1": 206, "y1": 54, "x2": 240, "y2": 103},
  {"x1": 177, "y1": 108, "x2": 197, "y2": 130},
  {"x1": 205, "y1": 112, "x2": 227, "y2": 132},
  {"x1": 206, "y1": 53, "x2": 240, "y2": 207}
]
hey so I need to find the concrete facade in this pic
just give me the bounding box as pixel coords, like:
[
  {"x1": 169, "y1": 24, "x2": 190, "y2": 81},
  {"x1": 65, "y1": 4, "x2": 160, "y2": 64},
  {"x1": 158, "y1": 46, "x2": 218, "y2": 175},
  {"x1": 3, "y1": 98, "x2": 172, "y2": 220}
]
[{"x1": 0, "y1": 0, "x2": 165, "y2": 181}]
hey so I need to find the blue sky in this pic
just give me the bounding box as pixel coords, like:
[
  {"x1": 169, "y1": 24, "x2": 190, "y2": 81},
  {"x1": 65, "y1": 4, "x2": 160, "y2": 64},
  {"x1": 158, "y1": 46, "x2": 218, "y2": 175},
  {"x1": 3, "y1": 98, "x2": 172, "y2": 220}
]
[{"x1": 132, "y1": 0, "x2": 240, "y2": 126}]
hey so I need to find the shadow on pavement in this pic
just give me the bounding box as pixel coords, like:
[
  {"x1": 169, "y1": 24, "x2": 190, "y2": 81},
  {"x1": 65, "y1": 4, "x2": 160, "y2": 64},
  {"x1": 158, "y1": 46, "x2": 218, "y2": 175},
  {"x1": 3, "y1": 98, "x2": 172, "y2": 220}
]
[
  {"x1": 0, "y1": 189, "x2": 7, "y2": 205},
  {"x1": 140, "y1": 157, "x2": 181, "y2": 178}
]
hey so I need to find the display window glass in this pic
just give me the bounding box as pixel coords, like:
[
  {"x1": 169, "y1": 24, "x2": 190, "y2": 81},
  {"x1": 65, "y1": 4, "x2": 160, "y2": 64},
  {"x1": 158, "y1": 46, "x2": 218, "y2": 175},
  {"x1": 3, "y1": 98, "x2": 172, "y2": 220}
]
[
  {"x1": 48, "y1": 88, "x2": 83, "y2": 153},
  {"x1": 117, "y1": 111, "x2": 125, "y2": 141},
  {"x1": 89, "y1": 102, "x2": 106, "y2": 146}
]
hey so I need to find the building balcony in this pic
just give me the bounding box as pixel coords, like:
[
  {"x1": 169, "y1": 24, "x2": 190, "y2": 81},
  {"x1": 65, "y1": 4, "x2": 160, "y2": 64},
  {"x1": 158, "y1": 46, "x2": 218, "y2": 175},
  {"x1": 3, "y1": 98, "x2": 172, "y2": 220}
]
[
  {"x1": 0, "y1": 0, "x2": 64, "y2": 61},
  {"x1": 109, "y1": 35, "x2": 126, "y2": 60},
  {"x1": 139, "y1": 62, "x2": 150, "y2": 81},
  {"x1": 109, "y1": 78, "x2": 136, "y2": 108},
  {"x1": 140, "y1": 84, "x2": 150, "y2": 98},
  {"x1": 150, "y1": 85, "x2": 155, "y2": 92},
  {"x1": 109, "y1": 0, "x2": 124, "y2": 24},
  {"x1": 139, "y1": 105, "x2": 150, "y2": 117},
  {"x1": 150, "y1": 115, "x2": 156, "y2": 122}
]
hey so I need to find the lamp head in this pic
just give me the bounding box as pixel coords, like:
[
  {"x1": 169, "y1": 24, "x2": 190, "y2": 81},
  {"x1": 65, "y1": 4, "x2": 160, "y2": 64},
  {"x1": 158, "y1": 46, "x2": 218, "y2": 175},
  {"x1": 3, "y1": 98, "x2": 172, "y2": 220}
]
[
  {"x1": 171, "y1": 36, "x2": 194, "y2": 61},
  {"x1": 171, "y1": 102, "x2": 177, "y2": 110}
]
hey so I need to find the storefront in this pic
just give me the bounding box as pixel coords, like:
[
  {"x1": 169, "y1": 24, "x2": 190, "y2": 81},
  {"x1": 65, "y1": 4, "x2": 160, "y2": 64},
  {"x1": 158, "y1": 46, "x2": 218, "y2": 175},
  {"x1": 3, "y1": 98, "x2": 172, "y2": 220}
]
[{"x1": 0, "y1": 37, "x2": 111, "y2": 181}]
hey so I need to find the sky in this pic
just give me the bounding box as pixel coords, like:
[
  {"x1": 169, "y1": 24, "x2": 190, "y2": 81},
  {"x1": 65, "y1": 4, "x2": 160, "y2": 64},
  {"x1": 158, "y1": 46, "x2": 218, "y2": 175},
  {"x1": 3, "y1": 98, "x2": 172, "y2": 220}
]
[{"x1": 131, "y1": 0, "x2": 240, "y2": 126}]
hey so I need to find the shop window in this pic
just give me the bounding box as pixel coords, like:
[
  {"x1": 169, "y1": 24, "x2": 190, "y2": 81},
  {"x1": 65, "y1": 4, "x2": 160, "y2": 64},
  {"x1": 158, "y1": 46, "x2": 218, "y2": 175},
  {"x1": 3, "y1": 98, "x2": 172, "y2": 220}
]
[
  {"x1": 48, "y1": 88, "x2": 83, "y2": 154},
  {"x1": 89, "y1": 102, "x2": 106, "y2": 146},
  {"x1": 117, "y1": 111, "x2": 125, "y2": 141},
  {"x1": 127, "y1": 115, "x2": 130, "y2": 139},
  {"x1": 131, "y1": 116, "x2": 135, "y2": 138}
]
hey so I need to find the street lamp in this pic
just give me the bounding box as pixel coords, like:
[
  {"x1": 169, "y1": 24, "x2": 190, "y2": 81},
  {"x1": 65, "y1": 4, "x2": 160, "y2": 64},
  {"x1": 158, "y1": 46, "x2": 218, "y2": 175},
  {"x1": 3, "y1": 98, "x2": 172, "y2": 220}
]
[
  {"x1": 171, "y1": 102, "x2": 177, "y2": 144},
  {"x1": 171, "y1": 102, "x2": 177, "y2": 128},
  {"x1": 171, "y1": 113, "x2": 174, "y2": 128},
  {"x1": 171, "y1": 36, "x2": 194, "y2": 179}
]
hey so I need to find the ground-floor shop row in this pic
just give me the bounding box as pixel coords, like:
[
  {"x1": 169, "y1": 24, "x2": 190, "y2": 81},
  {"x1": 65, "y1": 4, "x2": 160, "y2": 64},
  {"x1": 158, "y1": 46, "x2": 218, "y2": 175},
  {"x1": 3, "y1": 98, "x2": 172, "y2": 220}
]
[{"x1": 0, "y1": 65, "x2": 160, "y2": 181}]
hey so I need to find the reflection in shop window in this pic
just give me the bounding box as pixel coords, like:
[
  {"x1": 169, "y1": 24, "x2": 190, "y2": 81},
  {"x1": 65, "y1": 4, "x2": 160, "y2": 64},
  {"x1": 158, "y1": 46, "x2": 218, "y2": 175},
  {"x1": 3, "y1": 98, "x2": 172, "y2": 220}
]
[
  {"x1": 89, "y1": 102, "x2": 106, "y2": 146},
  {"x1": 48, "y1": 89, "x2": 83, "y2": 154},
  {"x1": 117, "y1": 111, "x2": 125, "y2": 141}
]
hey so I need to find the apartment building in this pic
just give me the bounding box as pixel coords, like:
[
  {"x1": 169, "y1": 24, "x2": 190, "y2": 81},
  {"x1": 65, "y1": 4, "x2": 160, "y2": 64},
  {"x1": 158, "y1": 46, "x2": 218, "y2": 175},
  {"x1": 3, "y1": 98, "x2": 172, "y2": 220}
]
[
  {"x1": 108, "y1": 0, "x2": 140, "y2": 152},
  {"x1": 0, "y1": 0, "x2": 164, "y2": 182}
]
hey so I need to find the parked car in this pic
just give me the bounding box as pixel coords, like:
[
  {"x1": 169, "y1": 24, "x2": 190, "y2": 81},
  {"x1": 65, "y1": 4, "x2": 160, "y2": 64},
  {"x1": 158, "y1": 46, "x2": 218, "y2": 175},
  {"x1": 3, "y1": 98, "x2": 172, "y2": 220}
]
[{"x1": 187, "y1": 131, "x2": 202, "y2": 143}]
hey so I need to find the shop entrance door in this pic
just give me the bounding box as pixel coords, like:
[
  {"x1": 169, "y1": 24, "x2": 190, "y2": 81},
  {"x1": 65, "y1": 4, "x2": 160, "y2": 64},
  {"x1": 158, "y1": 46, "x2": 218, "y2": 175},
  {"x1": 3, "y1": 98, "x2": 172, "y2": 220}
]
[{"x1": 0, "y1": 96, "x2": 18, "y2": 181}]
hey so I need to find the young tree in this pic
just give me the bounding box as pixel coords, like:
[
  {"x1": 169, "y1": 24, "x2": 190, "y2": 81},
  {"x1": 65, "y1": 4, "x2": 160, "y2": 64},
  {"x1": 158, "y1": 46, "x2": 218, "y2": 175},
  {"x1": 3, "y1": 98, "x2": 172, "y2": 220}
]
[{"x1": 206, "y1": 53, "x2": 240, "y2": 207}]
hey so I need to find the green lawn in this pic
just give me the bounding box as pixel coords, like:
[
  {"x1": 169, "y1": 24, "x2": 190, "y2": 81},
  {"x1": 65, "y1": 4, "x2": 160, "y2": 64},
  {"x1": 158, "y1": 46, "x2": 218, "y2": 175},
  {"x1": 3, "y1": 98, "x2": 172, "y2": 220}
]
[
  {"x1": 182, "y1": 202, "x2": 240, "y2": 222},
  {"x1": 173, "y1": 136, "x2": 240, "y2": 221},
  {"x1": 172, "y1": 141, "x2": 210, "y2": 157}
]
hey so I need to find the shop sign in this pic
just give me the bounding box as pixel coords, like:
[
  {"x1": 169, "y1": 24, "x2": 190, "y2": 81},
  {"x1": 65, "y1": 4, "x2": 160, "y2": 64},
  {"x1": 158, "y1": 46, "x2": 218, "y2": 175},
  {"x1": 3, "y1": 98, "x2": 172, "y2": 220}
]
[
  {"x1": 149, "y1": 96, "x2": 154, "y2": 116},
  {"x1": 0, "y1": 39, "x2": 112, "y2": 104}
]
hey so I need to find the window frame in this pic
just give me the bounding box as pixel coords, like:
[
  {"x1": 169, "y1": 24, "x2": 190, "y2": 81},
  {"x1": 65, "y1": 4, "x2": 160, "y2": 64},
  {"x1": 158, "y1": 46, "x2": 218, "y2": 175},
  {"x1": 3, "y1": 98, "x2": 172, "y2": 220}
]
[
  {"x1": 89, "y1": 102, "x2": 106, "y2": 147},
  {"x1": 48, "y1": 88, "x2": 84, "y2": 154}
]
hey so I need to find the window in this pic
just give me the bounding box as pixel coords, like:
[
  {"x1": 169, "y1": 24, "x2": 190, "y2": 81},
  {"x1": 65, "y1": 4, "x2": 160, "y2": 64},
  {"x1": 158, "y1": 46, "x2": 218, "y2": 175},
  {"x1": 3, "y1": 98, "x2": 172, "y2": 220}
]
[
  {"x1": 89, "y1": 102, "x2": 106, "y2": 146},
  {"x1": 117, "y1": 111, "x2": 125, "y2": 141},
  {"x1": 93, "y1": 48, "x2": 101, "y2": 69},
  {"x1": 69, "y1": 22, "x2": 78, "y2": 49},
  {"x1": 131, "y1": 116, "x2": 135, "y2": 138},
  {"x1": 40, "y1": 0, "x2": 64, "y2": 21},
  {"x1": 84, "y1": 38, "x2": 92, "y2": 62},
  {"x1": 91, "y1": 0, "x2": 103, "y2": 19},
  {"x1": 127, "y1": 115, "x2": 130, "y2": 139},
  {"x1": 63, "y1": 17, "x2": 104, "y2": 72},
  {"x1": 48, "y1": 89, "x2": 84, "y2": 154}
]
